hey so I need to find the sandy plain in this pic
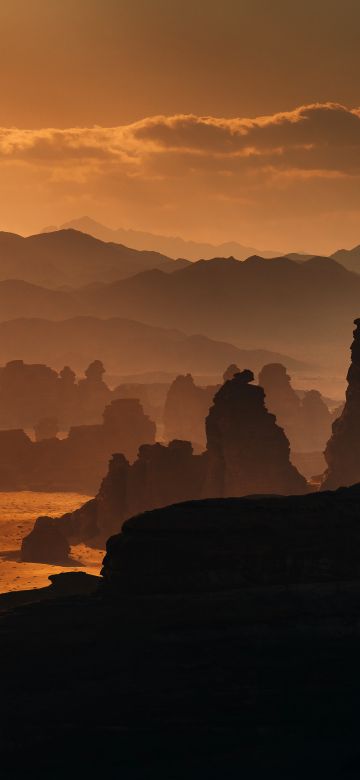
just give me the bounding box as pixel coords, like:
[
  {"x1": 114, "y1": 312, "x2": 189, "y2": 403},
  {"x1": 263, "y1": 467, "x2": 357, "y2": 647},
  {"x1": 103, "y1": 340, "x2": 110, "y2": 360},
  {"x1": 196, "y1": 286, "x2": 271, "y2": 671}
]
[{"x1": 0, "y1": 491, "x2": 103, "y2": 593}]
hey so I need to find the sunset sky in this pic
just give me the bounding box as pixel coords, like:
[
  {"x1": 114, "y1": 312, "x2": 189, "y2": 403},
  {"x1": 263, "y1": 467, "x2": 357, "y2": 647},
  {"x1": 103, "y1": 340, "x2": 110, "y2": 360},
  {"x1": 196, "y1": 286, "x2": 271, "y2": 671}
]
[{"x1": 1, "y1": 0, "x2": 360, "y2": 253}]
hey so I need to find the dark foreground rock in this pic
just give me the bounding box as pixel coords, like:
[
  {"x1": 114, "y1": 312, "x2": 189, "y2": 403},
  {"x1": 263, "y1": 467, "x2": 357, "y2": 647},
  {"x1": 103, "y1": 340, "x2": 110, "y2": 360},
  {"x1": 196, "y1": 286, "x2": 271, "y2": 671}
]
[
  {"x1": 0, "y1": 571, "x2": 101, "y2": 612},
  {"x1": 102, "y1": 487, "x2": 360, "y2": 594},
  {"x1": 5, "y1": 491, "x2": 360, "y2": 777}
]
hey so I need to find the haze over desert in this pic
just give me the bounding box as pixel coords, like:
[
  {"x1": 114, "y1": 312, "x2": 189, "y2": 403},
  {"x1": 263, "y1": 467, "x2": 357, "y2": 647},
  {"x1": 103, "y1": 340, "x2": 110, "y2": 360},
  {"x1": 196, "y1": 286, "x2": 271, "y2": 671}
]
[{"x1": 1, "y1": 2, "x2": 360, "y2": 777}]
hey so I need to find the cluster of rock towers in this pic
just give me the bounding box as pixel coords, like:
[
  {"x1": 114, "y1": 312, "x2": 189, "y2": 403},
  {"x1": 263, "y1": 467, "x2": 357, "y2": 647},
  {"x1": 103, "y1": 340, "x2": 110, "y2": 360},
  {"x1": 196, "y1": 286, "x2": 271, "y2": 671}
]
[
  {"x1": 21, "y1": 318, "x2": 360, "y2": 560},
  {"x1": 258, "y1": 363, "x2": 332, "y2": 453},
  {"x1": 22, "y1": 368, "x2": 308, "y2": 558}
]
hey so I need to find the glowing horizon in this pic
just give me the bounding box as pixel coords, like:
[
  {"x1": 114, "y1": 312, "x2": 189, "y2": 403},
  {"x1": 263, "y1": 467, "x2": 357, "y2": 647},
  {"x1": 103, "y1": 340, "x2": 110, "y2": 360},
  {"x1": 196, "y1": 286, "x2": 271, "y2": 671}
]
[
  {"x1": 0, "y1": 102, "x2": 360, "y2": 254},
  {"x1": 1, "y1": 0, "x2": 360, "y2": 253}
]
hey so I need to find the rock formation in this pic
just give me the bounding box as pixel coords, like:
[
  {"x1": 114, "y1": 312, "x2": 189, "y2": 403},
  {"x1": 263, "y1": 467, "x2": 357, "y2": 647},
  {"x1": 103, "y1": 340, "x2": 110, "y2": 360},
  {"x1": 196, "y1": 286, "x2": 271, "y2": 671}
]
[
  {"x1": 8, "y1": 487, "x2": 360, "y2": 777},
  {"x1": 21, "y1": 516, "x2": 70, "y2": 563},
  {"x1": 258, "y1": 363, "x2": 303, "y2": 449},
  {"x1": 95, "y1": 453, "x2": 130, "y2": 542},
  {"x1": 259, "y1": 362, "x2": 332, "y2": 453},
  {"x1": 112, "y1": 381, "x2": 168, "y2": 427},
  {"x1": 126, "y1": 440, "x2": 206, "y2": 519},
  {"x1": 3, "y1": 397, "x2": 155, "y2": 494},
  {"x1": 77, "y1": 359, "x2": 112, "y2": 424},
  {"x1": 0, "y1": 358, "x2": 134, "y2": 431},
  {"x1": 163, "y1": 373, "x2": 216, "y2": 448},
  {"x1": 300, "y1": 389, "x2": 332, "y2": 451},
  {"x1": 21, "y1": 440, "x2": 206, "y2": 554},
  {"x1": 21, "y1": 369, "x2": 309, "y2": 561},
  {"x1": 0, "y1": 360, "x2": 59, "y2": 429},
  {"x1": 57, "y1": 365, "x2": 78, "y2": 426},
  {"x1": 102, "y1": 398, "x2": 156, "y2": 462},
  {"x1": 322, "y1": 318, "x2": 360, "y2": 489},
  {"x1": 101, "y1": 486, "x2": 360, "y2": 595},
  {"x1": 205, "y1": 370, "x2": 308, "y2": 496},
  {"x1": 0, "y1": 429, "x2": 33, "y2": 489}
]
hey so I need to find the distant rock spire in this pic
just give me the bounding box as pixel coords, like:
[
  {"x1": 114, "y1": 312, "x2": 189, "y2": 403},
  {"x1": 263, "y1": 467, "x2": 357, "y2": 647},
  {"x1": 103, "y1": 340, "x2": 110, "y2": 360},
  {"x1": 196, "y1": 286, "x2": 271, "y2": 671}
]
[
  {"x1": 322, "y1": 319, "x2": 360, "y2": 490},
  {"x1": 258, "y1": 363, "x2": 302, "y2": 449},
  {"x1": 205, "y1": 369, "x2": 308, "y2": 496}
]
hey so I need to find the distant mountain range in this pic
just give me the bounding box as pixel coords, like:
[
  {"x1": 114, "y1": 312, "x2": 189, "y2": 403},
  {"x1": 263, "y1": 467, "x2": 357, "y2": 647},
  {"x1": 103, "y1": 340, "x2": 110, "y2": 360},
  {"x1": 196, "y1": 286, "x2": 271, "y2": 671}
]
[
  {"x1": 42, "y1": 217, "x2": 360, "y2": 272},
  {"x1": 42, "y1": 216, "x2": 280, "y2": 261},
  {"x1": 0, "y1": 225, "x2": 359, "y2": 301},
  {"x1": 284, "y1": 248, "x2": 360, "y2": 273},
  {"x1": 331, "y1": 246, "x2": 360, "y2": 273},
  {"x1": 75, "y1": 256, "x2": 360, "y2": 358},
  {"x1": 0, "y1": 255, "x2": 359, "y2": 372},
  {"x1": 0, "y1": 317, "x2": 304, "y2": 375},
  {"x1": 0, "y1": 228, "x2": 188, "y2": 288},
  {"x1": 0, "y1": 224, "x2": 359, "y2": 380}
]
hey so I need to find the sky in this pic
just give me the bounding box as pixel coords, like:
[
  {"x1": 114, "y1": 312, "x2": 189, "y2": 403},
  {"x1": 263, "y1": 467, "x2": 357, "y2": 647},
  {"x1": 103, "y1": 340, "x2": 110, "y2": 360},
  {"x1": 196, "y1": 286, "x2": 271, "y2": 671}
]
[{"x1": 1, "y1": 0, "x2": 360, "y2": 253}]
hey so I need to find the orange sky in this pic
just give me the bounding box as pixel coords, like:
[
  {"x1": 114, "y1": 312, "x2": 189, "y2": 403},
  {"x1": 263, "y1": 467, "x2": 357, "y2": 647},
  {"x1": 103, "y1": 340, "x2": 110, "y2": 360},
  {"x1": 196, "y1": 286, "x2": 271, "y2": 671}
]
[{"x1": 1, "y1": 0, "x2": 360, "y2": 253}]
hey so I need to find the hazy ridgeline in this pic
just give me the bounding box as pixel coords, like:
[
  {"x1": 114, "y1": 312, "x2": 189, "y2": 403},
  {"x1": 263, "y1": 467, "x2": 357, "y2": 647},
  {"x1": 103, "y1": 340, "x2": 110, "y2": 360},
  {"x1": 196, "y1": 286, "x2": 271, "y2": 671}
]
[
  {"x1": 0, "y1": 226, "x2": 358, "y2": 528},
  {"x1": 0, "y1": 228, "x2": 359, "y2": 394}
]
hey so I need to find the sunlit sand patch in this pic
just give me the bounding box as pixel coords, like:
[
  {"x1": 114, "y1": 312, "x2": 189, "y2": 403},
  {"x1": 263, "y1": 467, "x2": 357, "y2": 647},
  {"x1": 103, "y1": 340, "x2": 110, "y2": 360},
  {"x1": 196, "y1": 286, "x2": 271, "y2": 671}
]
[{"x1": 0, "y1": 491, "x2": 103, "y2": 594}]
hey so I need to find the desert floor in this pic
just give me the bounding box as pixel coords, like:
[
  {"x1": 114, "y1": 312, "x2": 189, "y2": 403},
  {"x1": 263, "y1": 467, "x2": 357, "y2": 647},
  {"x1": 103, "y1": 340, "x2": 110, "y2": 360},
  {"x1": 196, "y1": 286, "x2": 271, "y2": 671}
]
[{"x1": 0, "y1": 491, "x2": 103, "y2": 593}]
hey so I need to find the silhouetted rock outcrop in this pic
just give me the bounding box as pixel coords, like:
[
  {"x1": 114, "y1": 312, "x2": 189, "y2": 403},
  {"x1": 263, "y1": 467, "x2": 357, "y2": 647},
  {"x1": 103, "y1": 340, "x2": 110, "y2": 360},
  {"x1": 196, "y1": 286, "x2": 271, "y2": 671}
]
[
  {"x1": 21, "y1": 440, "x2": 206, "y2": 556},
  {"x1": 205, "y1": 370, "x2": 308, "y2": 496},
  {"x1": 77, "y1": 360, "x2": 112, "y2": 425},
  {"x1": 95, "y1": 453, "x2": 130, "y2": 542},
  {"x1": 0, "y1": 429, "x2": 33, "y2": 489},
  {"x1": 103, "y1": 398, "x2": 156, "y2": 462},
  {"x1": 0, "y1": 359, "x2": 114, "y2": 430},
  {"x1": 21, "y1": 516, "x2": 70, "y2": 564},
  {"x1": 4, "y1": 398, "x2": 155, "y2": 494},
  {"x1": 322, "y1": 318, "x2": 360, "y2": 489},
  {"x1": 0, "y1": 360, "x2": 59, "y2": 429},
  {"x1": 8, "y1": 487, "x2": 360, "y2": 777},
  {"x1": 101, "y1": 487, "x2": 360, "y2": 595},
  {"x1": 300, "y1": 389, "x2": 332, "y2": 451},
  {"x1": 126, "y1": 440, "x2": 206, "y2": 520},
  {"x1": 163, "y1": 373, "x2": 216, "y2": 448},
  {"x1": 259, "y1": 362, "x2": 332, "y2": 453},
  {"x1": 113, "y1": 381, "x2": 169, "y2": 426},
  {"x1": 258, "y1": 363, "x2": 303, "y2": 448},
  {"x1": 22, "y1": 370, "x2": 310, "y2": 560},
  {"x1": 57, "y1": 365, "x2": 78, "y2": 425}
]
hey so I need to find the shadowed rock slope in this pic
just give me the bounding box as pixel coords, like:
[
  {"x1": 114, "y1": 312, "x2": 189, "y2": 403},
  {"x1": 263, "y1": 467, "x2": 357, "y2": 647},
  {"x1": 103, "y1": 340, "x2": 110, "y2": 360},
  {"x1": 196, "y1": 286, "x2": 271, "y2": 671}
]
[{"x1": 102, "y1": 488, "x2": 360, "y2": 594}]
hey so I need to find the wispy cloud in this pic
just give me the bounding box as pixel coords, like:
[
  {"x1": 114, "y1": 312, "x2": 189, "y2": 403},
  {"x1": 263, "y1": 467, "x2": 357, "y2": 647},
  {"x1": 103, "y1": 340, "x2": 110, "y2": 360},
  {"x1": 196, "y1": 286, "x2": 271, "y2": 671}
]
[{"x1": 1, "y1": 103, "x2": 360, "y2": 171}]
